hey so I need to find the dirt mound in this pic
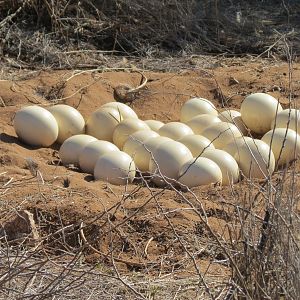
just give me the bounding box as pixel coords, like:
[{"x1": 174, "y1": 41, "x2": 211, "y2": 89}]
[{"x1": 0, "y1": 58, "x2": 299, "y2": 298}]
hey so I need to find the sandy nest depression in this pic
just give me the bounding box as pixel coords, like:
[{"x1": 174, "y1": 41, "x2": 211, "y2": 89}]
[{"x1": 0, "y1": 57, "x2": 299, "y2": 298}]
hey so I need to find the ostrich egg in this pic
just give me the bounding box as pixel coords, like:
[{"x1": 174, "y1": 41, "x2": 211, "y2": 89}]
[
  {"x1": 178, "y1": 157, "x2": 222, "y2": 188},
  {"x1": 262, "y1": 128, "x2": 300, "y2": 167},
  {"x1": 14, "y1": 105, "x2": 58, "y2": 147},
  {"x1": 241, "y1": 93, "x2": 282, "y2": 134},
  {"x1": 186, "y1": 114, "x2": 221, "y2": 135},
  {"x1": 218, "y1": 109, "x2": 248, "y2": 135},
  {"x1": 271, "y1": 109, "x2": 300, "y2": 132},
  {"x1": 48, "y1": 104, "x2": 85, "y2": 144},
  {"x1": 59, "y1": 134, "x2": 97, "y2": 166},
  {"x1": 79, "y1": 140, "x2": 119, "y2": 174},
  {"x1": 158, "y1": 122, "x2": 194, "y2": 140},
  {"x1": 149, "y1": 141, "x2": 193, "y2": 185},
  {"x1": 101, "y1": 102, "x2": 138, "y2": 119},
  {"x1": 180, "y1": 97, "x2": 218, "y2": 122},
  {"x1": 201, "y1": 122, "x2": 242, "y2": 149},
  {"x1": 123, "y1": 130, "x2": 159, "y2": 157},
  {"x1": 86, "y1": 107, "x2": 122, "y2": 142},
  {"x1": 94, "y1": 151, "x2": 136, "y2": 185},
  {"x1": 144, "y1": 120, "x2": 165, "y2": 132},
  {"x1": 131, "y1": 136, "x2": 172, "y2": 172},
  {"x1": 201, "y1": 149, "x2": 239, "y2": 185},
  {"x1": 178, "y1": 134, "x2": 214, "y2": 157},
  {"x1": 113, "y1": 119, "x2": 150, "y2": 149},
  {"x1": 223, "y1": 136, "x2": 253, "y2": 157},
  {"x1": 234, "y1": 139, "x2": 275, "y2": 179}
]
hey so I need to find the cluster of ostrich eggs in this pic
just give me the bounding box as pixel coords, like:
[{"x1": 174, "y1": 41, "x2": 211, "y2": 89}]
[{"x1": 14, "y1": 93, "x2": 300, "y2": 187}]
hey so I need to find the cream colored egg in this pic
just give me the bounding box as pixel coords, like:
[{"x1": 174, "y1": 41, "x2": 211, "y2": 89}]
[
  {"x1": 178, "y1": 134, "x2": 215, "y2": 157},
  {"x1": 201, "y1": 122, "x2": 242, "y2": 149},
  {"x1": 101, "y1": 102, "x2": 138, "y2": 119},
  {"x1": 149, "y1": 141, "x2": 193, "y2": 185},
  {"x1": 178, "y1": 157, "x2": 222, "y2": 188},
  {"x1": 123, "y1": 130, "x2": 159, "y2": 157},
  {"x1": 219, "y1": 109, "x2": 241, "y2": 121},
  {"x1": 271, "y1": 109, "x2": 300, "y2": 132},
  {"x1": 158, "y1": 122, "x2": 194, "y2": 140},
  {"x1": 48, "y1": 104, "x2": 85, "y2": 144},
  {"x1": 186, "y1": 114, "x2": 221, "y2": 135},
  {"x1": 94, "y1": 151, "x2": 136, "y2": 185},
  {"x1": 78, "y1": 140, "x2": 119, "y2": 174},
  {"x1": 113, "y1": 119, "x2": 150, "y2": 149},
  {"x1": 86, "y1": 107, "x2": 122, "y2": 142},
  {"x1": 180, "y1": 97, "x2": 218, "y2": 122},
  {"x1": 262, "y1": 128, "x2": 300, "y2": 167},
  {"x1": 14, "y1": 105, "x2": 58, "y2": 147},
  {"x1": 223, "y1": 136, "x2": 253, "y2": 157},
  {"x1": 241, "y1": 93, "x2": 282, "y2": 134},
  {"x1": 59, "y1": 134, "x2": 97, "y2": 166},
  {"x1": 234, "y1": 139, "x2": 275, "y2": 179},
  {"x1": 132, "y1": 136, "x2": 172, "y2": 172},
  {"x1": 201, "y1": 149, "x2": 239, "y2": 185},
  {"x1": 144, "y1": 120, "x2": 165, "y2": 132},
  {"x1": 218, "y1": 109, "x2": 248, "y2": 135}
]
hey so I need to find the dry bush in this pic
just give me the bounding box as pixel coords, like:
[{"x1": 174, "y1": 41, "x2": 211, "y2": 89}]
[
  {"x1": 0, "y1": 151, "x2": 299, "y2": 299},
  {"x1": 0, "y1": 0, "x2": 299, "y2": 68}
]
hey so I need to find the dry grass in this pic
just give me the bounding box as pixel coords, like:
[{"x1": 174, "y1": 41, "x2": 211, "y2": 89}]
[
  {"x1": 0, "y1": 153, "x2": 299, "y2": 299},
  {"x1": 0, "y1": 1, "x2": 299, "y2": 299},
  {"x1": 0, "y1": 0, "x2": 299, "y2": 69}
]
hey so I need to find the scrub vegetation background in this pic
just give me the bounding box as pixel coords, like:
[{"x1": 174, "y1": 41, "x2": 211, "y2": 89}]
[
  {"x1": 0, "y1": 1, "x2": 299, "y2": 299},
  {"x1": 0, "y1": 0, "x2": 299, "y2": 68}
]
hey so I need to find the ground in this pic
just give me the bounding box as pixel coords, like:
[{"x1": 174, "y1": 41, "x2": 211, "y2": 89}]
[{"x1": 0, "y1": 57, "x2": 299, "y2": 299}]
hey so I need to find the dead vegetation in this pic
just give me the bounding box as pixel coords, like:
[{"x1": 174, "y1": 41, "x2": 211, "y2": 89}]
[
  {"x1": 0, "y1": 154, "x2": 299, "y2": 299},
  {"x1": 0, "y1": 0, "x2": 299, "y2": 69},
  {"x1": 0, "y1": 1, "x2": 300, "y2": 299}
]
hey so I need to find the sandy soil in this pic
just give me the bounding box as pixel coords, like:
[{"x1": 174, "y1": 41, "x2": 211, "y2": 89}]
[{"x1": 0, "y1": 58, "x2": 299, "y2": 279}]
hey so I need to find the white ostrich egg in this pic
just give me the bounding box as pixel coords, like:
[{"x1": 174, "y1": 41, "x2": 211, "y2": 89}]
[
  {"x1": 48, "y1": 104, "x2": 85, "y2": 144},
  {"x1": 14, "y1": 105, "x2": 58, "y2": 147},
  {"x1": 262, "y1": 128, "x2": 300, "y2": 167},
  {"x1": 219, "y1": 109, "x2": 241, "y2": 121},
  {"x1": 201, "y1": 122, "x2": 242, "y2": 149},
  {"x1": 241, "y1": 93, "x2": 282, "y2": 134},
  {"x1": 132, "y1": 136, "x2": 172, "y2": 172},
  {"x1": 271, "y1": 109, "x2": 300, "y2": 132},
  {"x1": 144, "y1": 120, "x2": 165, "y2": 132},
  {"x1": 94, "y1": 151, "x2": 136, "y2": 185},
  {"x1": 149, "y1": 141, "x2": 193, "y2": 184},
  {"x1": 223, "y1": 136, "x2": 253, "y2": 157},
  {"x1": 86, "y1": 107, "x2": 122, "y2": 142},
  {"x1": 123, "y1": 130, "x2": 159, "y2": 157},
  {"x1": 180, "y1": 97, "x2": 218, "y2": 122},
  {"x1": 158, "y1": 122, "x2": 194, "y2": 140},
  {"x1": 186, "y1": 114, "x2": 221, "y2": 135},
  {"x1": 178, "y1": 134, "x2": 215, "y2": 157},
  {"x1": 178, "y1": 157, "x2": 222, "y2": 188},
  {"x1": 78, "y1": 140, "x2": 119, "y2": 174},
  {"x1": 234, "y1": 139, "x2": 275, "y2": 179},
  {"x1": 218, "y1": 109, "x2": 248, "y2": 135},
  {"x1": 113, "y1": 119, "x2": 150, "y2": 149},
  {"x1": 101, "y1": 102, "x2": 138, "y2": 119},
  {"x1": 201, "y1": 149, "x2": 239, "y2": 185},
  {"x1": 59, "y1": 134, "x2": 97, "y2": 166}
]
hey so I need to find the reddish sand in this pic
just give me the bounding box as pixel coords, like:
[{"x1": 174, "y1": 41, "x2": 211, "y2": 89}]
[{"x1": 0, "y1": 59, "x2": 299, "y2": 276}]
